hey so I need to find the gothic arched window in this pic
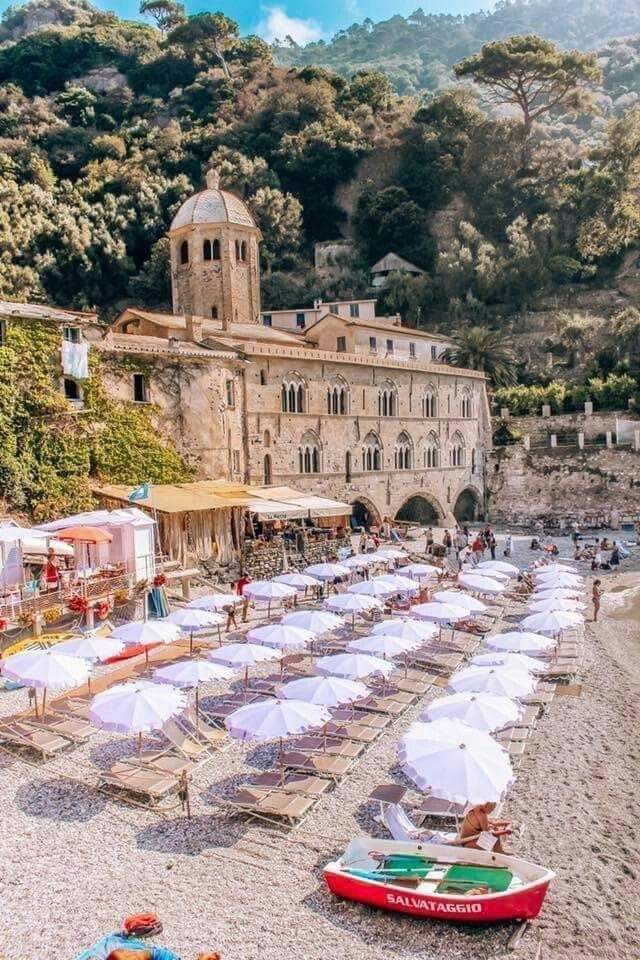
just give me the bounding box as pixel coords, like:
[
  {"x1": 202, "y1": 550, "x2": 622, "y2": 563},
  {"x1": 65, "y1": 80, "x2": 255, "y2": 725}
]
[
  {"x1": 378, "y1": 380, "x2": 398, "y2": 417},
  {"x1": 327, "y1": 376, "x2": 349, "y2": 415},
  {"x1": 362, "y1": 431, "x2": 382, "y2": 471},
  {"x1": 180, "y1": 240, "x2": 189, "y2": 264},
  {"x1": 423, "y1": 385, "x2": 438, "y2": 418},
  {"x1": 394, "y1": 432, "x2": 413, "y2": 470},
  {"x1": 461, "y1": 389, "x2": 473, "y2": 419},
  {"x1": 281, "y1": 373, "x2": 306, "y2": 413},
  {"x1": 298, "y1": 431, "x2": 321, "y2": 474},
  {"x1": 240, "y1": 241, "x2": 247, "y2": 261},
  {"x1": 203, "y1": 239, "x2": 212, "y2": 261},
  {"x1": 424, "y1": 431, "x2": 440, "y2": 468},
  {"x1": 211, "y1": 239, "x2": 220, "y2": 260},
  {"x1": 449, "y1": 431, "x2": 466, "y2": 467}
]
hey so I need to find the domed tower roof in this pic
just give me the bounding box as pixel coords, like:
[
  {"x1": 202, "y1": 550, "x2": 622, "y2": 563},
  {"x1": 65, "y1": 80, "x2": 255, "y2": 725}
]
[{"x1": 170, "y1": 169, "x2": 257, "y2": 231}]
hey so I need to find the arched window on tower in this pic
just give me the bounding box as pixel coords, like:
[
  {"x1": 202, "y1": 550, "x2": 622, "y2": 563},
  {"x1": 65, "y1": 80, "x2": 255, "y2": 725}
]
[
  {"x1": 263, "y1": 454, "x2": 272, "y2": 485},
  {"x1": 281, "y1": 373, "x2": 306, "y2": 413},
  {"x1": 378, "y1": 380, "x2": 398, "y2": 417},
  {"x1": 394, "y1": 432, "x2": 413, "y2": 470},
  {"x1": 461, "y1": 388, "x2": 473, "y2": 419},
  {"x1": 180, "y1": 240, "x2": 189, "y2": 264},
  {"x1": 234, "y1": 240, "x2": 241, "y2": 260},
  {"x1": 327, "y1": 376, "x2": 349, "y2": 415},
  {"x1": 203, "y1": 239, "x2": 212, "y2": 261},
  {"x1": 362, "y1": 431, "x2": 382, "y2": 471},
  {"x1": 240, "y1": 241, "x2": 247, "y2": 261},
  {"x1": 345, "y1": 451, "x2": 352, "y2": 482},
  {"x1": 298, "y1": 431, "x2": 321, "y2": 474},
  {"x1": 211, "y1": 239, "x2": 220, "y2": 260},
  {"x1": 424, "y1": 431, "x2": 440, "y2": 468},
  {"x1": 449, "y1": 431, "x2": 466, "y2": 467}
]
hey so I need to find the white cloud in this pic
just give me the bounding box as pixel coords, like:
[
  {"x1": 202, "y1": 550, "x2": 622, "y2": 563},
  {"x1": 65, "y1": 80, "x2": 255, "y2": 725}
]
[{"x1": 256, "y1": 6, "x2": 324, "y2": 45}]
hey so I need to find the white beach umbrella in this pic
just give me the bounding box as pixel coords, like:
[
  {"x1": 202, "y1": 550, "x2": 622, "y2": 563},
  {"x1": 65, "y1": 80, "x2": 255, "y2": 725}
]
[
  {"x1": 208, "y1": 641, "x2": 281, "y2": 688},
  {"x1": 472, "y1": 651, "x2": 547, "y2": 673},
  {"x1": 243, "y1": 579, "x2": 297, "y2": 605},
  {"x1": 2, "y1": 649, "x2": 90, "y2": 716},
  {"x1": 376, "y1": 548, "x2": 407, "y2": 560},
  {"x1": 315, "y1": 652, "x2": 395, "y2": 681},
  {"x1": 347, "y1": 578, "x2": 396, "y2": 598},
  {"x1": 347, "y1": 633, "x2": 421, "y2": 659},
  {"x1": 281, "y1": 610, "x2": 344, "y2": 633},
  {"x1": 448, "y1": 665, "x2": 536, "y2": 699},
  {"x1": 247, "y1": 623, "x2": 315, "y2": 651},
  {"x1": 375, "y1": 574, "x2": 421, "y2": 594},
  {"x1": 90, "y1": 679, "x2": 186, "y2": 751},
  {"x1": 532, "y1": 587, "x2": 582, "y2": 601},
  {"x1": 364, "y1": 552, "x2": 394, "y2": 566},
  {"x1": 188, "y1": 593, "x2": 243, "y2": 611},
  {"x1": 325, "y1": 593, "x2": 383, "y2": 626},
  {"x1": 532, "y1": 563, "x2": 578, "y2": 576},
  {"x1": 57, "y1": 633, "x2": 125, "y2": 662},
  {"x1": 166, "y1": 607, "x2": 225, "y2": 653},
  {"x1": 304, "y1": 562, "x2": 350, "y2": 581},
  {"x1": 477, "y1": 560, "x2": 519, "y2": 576},
  {"x1": 273, "y1": 572, "x2": 321, "y2": 590},
  {"x1": 461, "y1": 565, "x2": 509, "y2": 582},
  {"x1": 110, "y1": 618, "x2": 181, "y2": 667},
  {"x1": 371, "y1": 618, "x2": 437, "y2": 643},
  {"x1": 341, "y1": 554, "x2": 376, "y2": 569},
  {"x1": 398, "y1": 718, "x2": 514, "y2": 804},
  {"x1": 520, "y1": 610, "x2": 584, "y2": 635},
  {"x1": 422, "y1": 692, "x2": 521, "y2": 733},
  {"x1": 279, "y1": 675, "x2": 369, "y2": 707},
  {"x1": 412, "y1": 601, "x2": 468, "y2": 624},
  {"x1": 433, "y1": 590, "x2": 487, "y2": 614},
  {"x1": 403, "y1": 563, "x2": 439, "y2": 580},
  {"x1": 458, "y1": 573, "x2": 506, "y2": 595},
  {"x1": 527, "y1": 597, "x2": 585, "y2": 614},
  {"x1": 154, "y1": 658, "x2": 235, "y2": 725},
  {"x1": 486, "y1": 631, "x2": 556, "y2": 655},
  {"x1": 226, "y1": 697, "x2": 331, "y2": 776},
  {"x1": 533, "y1": 573, "x2": 583, "y2": 589}
]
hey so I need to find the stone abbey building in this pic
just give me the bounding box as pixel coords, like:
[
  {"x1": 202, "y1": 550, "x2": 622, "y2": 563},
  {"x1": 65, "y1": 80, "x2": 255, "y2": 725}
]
[{"x1": 4, "y1": 171, "x2": 492, "y2": 528}]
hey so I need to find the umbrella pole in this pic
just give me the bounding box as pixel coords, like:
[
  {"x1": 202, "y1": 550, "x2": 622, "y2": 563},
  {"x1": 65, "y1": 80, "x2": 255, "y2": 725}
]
[
  {"x1": 189, "y1": 630, "x2": 193, "y2": 656},
  {"x1": 138, "y1": 732, "x2": 142, "y2": 757},
  {"x1": 278, "y1": 737, "x2": 284, "y2": 784},
  {"x1": 244, "y1": 665, "x2": 249, "y2": 696},
  {"x1": 195, "y1": 687, "x2": 200, "y2": 731},
  {"x1": 41, "y1": 687, "x2": 47, "y2": 719}
]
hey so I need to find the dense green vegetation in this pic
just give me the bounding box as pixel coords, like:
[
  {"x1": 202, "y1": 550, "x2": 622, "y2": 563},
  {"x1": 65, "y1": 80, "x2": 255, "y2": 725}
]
[{"x1": 0, "y1": 0, "x2": 639, "y2": 402}]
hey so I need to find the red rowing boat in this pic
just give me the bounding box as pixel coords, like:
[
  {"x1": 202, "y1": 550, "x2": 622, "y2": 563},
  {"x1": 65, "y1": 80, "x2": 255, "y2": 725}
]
[{"x1": 323, "y1": 838, "x2": 554, "y2": 924}]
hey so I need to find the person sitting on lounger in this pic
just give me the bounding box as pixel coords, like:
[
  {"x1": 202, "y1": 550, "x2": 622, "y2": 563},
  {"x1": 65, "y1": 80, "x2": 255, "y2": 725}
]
[{"x1": 459, "y1": 802, "x2": 512, "y2": 854}]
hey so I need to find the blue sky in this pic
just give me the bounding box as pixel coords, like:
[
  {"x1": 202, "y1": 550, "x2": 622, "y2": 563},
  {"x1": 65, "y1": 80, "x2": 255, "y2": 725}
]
[{"x1": 0, "y1": 0, "x2": 489, "y2": 43}]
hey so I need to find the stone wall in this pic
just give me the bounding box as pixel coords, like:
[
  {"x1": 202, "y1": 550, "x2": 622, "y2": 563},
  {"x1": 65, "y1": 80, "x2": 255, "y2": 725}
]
[{"x1": 487, "y1": 442, "x2": 640, "y2": 528}]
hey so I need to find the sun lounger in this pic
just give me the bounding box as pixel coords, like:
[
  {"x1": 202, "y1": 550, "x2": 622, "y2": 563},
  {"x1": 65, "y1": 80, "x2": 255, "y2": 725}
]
[
  {"x1": 248, "y1": 770, "x2": 331, "y2": 798},
  {"x1": 113, "y1": 754, "x2": 196, "y2": 776},
  {"x1": 99, "y1": 763, "x2": 181, "y2": 806},
  {"x1": 160, "y1": 718, "x2": 216, "y2": 763},
  {"x1": 51, "y1": 695, "x2": 91, "y2": 719},
  {"x1": 355, "y1": 695, "x2": 405, "y2": 716},
  {"x1": 282, "y1": 749, "x2": 353, "y2": 780},
  {"x1": 387, "y1": 675, "x2": 432, "y2": 695},
  {"x1": 224, "y1": 786, "x2": 316, "y2": 826},
  {"x1": 323, "y1": 721, "x2": 379, "y2": 743},
  {"x1": 331, "y1": 708, "x2": 389, "y2": 729},
  {"x1": 179, "y1": 707, "x2": 230, "y2": 751},
  {"x1": 23, "y1": 714, "x2": 94, "y2": 744},
  {"x1": 288, "y1": 735, "x2": 364, "y2": 759},
  {"x1": 0, "y1": 719, "x2": 71, "y2": 759},
  {"x1": 382, "y1": 803, "x2": 458, "y2": 844},
  {"x1": 367, "y1": 683, "x2": 416, "y2": 706},
  {"x1": 416, "y1": 794, "x2": 469, "y2": 821}
]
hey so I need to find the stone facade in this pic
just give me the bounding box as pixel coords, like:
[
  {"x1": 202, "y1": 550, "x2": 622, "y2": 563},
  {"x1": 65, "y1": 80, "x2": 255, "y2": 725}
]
[{"x1": 109, "y1": 170, "x2": 492, "y2": 525}]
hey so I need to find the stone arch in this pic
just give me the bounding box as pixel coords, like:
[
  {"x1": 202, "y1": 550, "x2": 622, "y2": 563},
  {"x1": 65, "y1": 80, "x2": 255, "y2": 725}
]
[
  {"x1": 395, "y1": 493, "x2": 444, "y2": 526},
  {"x1": 351, "y1": 495, "x2": 382, "y2": 530},
  {"x1": 453, "y1": 486, "x2": 483, "y2": 522},
  {"x1": 298, "y1": 429, "x2": 321, "y2": 474}
]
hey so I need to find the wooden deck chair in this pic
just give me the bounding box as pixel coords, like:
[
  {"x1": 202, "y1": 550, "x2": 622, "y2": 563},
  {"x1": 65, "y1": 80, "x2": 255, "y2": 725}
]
[
  {"x1": 282, "y1": 749, "x2": 353, "y2": 780},
  {"x1": 224, "y1": 786, "x2": 315, "y2": 827},
  {"x1": 24, "y1": 714, "x2": 94, "y2": 744},
  {"x1": 0, "y1": 720, "x2": 70, "y2": 759},
  {"x1": 99, "y1": 763, "x2": 181, "y2": 805},
  {"x1": 288, "y1": 735, "x2": 364, "y2": 759},
  {"x1": 248, "y1": 770, "x2": 331, "y2": 798}
]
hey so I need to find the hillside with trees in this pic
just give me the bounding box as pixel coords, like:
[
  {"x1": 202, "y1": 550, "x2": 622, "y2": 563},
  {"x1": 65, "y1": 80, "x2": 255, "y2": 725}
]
[{"x1": 0, "y1": 0, "x2": 639, "y2": 411}]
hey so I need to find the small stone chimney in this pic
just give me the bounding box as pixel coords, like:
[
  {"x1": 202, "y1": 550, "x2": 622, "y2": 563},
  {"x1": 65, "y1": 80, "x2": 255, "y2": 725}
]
[
  {"x1": 185, "y1": 315, "x2": 203, "y2": 342},
  {"x1": 206, "y1": 168, "x2": 220, "y2": 190}
]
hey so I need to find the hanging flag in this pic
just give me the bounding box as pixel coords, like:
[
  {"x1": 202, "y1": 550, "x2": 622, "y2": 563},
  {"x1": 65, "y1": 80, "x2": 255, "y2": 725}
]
[{"x1": 128, "y1": 482, "x2": 150, "y2": 502}]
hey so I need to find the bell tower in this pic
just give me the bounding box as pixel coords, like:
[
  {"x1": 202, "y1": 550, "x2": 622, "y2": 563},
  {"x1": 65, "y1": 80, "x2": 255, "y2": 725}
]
[{"x1": 168, "y1": 169, "x2": 262, "y2": 327}]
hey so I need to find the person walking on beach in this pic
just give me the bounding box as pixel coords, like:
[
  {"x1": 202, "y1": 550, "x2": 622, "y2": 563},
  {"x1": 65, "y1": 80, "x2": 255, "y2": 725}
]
[{"x1": 592, "y1": 579, "x2": 602, "y2": 622}]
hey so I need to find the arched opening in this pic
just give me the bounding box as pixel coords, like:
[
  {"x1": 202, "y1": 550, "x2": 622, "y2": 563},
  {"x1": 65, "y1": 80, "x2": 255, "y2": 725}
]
[
  {"x1": 351, "y1": 498, "x2": 380, "y2": 531},
  {"x1": 240, "y1": 241, "x2": 247, "y2": 261},
  {"x1": 203, "y1": 239, "x2": 212, "y2": 261},
  {"x1": 259, "y1": 369, "x2": 267, "y2": 386},
  {"x1": 263, "y1": 454, "x2": 272, "y2": 485},
  {"x1": 263, "y1": 429, "x2": 271, "y2": 447},
  {"x1": 180, "y1": 240, "x2": 189, "y2": 264},
  {"x1": 453, "y1": 487, "x2": 482, "y2": 522},
  {"x1": 63, "y1": 378, "x2": 81, "y2": 401},
  {"x1": 396, "y1": 495, "x2": 441, "y2": 525},
  {"x1": 212, "y1": 239, "x2": 220, "y2": 260},
  {"x1": 345, "y1": 451, "x2": 352, "y2": 482}
]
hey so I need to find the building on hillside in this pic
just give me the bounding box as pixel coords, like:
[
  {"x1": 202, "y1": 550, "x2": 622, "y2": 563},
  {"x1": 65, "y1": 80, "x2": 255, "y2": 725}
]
[
  {"x1": 111, "y1": 170, "x2": 491, "y2": 526},
  {"x1": 0, "y1": 170, "x2": 491, "y2": 528},
  {"x1": 370, "y1": 251, "x2": 424, "y2": 288}
]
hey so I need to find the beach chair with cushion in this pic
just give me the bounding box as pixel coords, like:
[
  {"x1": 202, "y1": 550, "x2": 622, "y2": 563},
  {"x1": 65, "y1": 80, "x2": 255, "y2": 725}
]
[
  {"x1": 332, "y1": 708, "x2": 389, "y2": 729},
  {"x1": 99, "y1": 763, "x2": 182, "y2": 806},
  {"x1": 287, "y1": 735, "x2": 364, "y2": 759},
  {"x1": 382, "y1": 803, "x2": 458, "y2": 845},
  {"x1": 248, "y1": 770, "x2": 331, "y2": 798},
  {"x1": 355, "y1": 695, "x2": 405, "y2": 717},
  {"x1": 322, "y1": 720, "x2": 380, "y2": 743},
  {"x1": 0, "y1": 719, "x2": 71, "y2": 759},
  {"x1": 282, "y1": 749, "x2": 353, "y2": 781},
  {"x1": 113, "y1": 754, "x2": 196, "y2": 777},
  {"x1": 24, "y1": 714, "x2": 94, "y2": 744},
  {"x1": 224, "y1": 786, "x2": 316, "y2": 827}
]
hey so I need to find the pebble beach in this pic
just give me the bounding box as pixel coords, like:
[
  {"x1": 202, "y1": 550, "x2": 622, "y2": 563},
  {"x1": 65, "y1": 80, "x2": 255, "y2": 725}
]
[{"x1": 0, "y1": 567, "x2": 638, "y2": 960}]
